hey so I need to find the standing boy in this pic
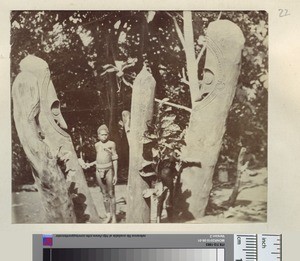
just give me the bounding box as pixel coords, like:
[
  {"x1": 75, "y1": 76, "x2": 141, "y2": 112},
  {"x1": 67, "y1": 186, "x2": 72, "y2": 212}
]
[{"x1": 86, "y1": 124, "x2": 118, "y2": 223}]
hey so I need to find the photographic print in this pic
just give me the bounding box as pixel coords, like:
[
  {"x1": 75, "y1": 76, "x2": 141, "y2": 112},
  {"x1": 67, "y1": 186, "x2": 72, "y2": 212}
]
[{"x1": 11, "y1": 11, "x2": 268, "y2": 223}]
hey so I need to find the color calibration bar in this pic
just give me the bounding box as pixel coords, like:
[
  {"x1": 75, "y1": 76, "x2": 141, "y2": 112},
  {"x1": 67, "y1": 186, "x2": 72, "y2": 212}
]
[
  {"x1": 33, "y1": 234, "x2": 281, "y2": 261},
  {"x1": 44, "y1": 248, "x2": 224, "y2": 261}
]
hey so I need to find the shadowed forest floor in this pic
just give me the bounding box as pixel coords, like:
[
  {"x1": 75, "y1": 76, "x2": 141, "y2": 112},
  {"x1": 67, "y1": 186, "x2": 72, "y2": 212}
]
[{"x1": 12, "y1": 167, "x2": 267, "y2": 223}]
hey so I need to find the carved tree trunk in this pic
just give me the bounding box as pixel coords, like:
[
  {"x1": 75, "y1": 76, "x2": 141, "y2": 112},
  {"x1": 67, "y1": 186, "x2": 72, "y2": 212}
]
[
  {"x1": 12, "y1": 55, "x2": 100, "y2": 223},
  {"x1": 126, "y1": 65, "x2": 156, "y2": 223},
  {"x1": 178, "y1": 20, "x2": 245, "y2": 219},
  {"x1": 121, "y1": 110, "x2": 131, "y2": 137}
]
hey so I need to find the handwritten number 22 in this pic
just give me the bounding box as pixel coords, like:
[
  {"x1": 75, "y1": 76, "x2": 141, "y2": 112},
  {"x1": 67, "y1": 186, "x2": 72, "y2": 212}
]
[{"x1": 279, "y1": 9, "x2": 290, "y2": 17}]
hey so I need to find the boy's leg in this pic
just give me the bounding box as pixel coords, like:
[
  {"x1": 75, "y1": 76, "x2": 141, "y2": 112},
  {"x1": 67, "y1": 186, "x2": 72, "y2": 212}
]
[
  {"x1": 105, "y1": 168, "x2": 117, "y2": 223},
  {"x1": 96, "y1": 169, "x2": 111, "y2": 222}
]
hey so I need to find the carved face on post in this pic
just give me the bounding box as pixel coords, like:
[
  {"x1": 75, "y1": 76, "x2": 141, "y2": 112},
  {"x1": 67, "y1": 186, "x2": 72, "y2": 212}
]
[
  {"x1": 13, "y1": 55, "x2": 99, "y2": 223},
  {"x1": 178, "y1": 20, "x2": 245, "y2": 219},
  {"x1": 48, "y1": 82, "x2": 68, "y2": 130},
  {"x1": 12, "y1": 55, "x2": 75, "y2": 222},
  {"x1": 19, "y1": 55, "x2": 67, "y2": 135}
]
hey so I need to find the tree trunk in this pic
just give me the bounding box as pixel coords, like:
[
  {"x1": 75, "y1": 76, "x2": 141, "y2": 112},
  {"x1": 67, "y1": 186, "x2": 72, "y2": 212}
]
[
  {"x1": 178, "y1": 20, "x2": 245, "y2": 219},
  {"x1": 126, "y1": 65, "x2": 156, "y2": 223},
  {"x1": 183, "y1": 11, "x2": 199, "y2": 108},
  {"x1": 106, "y1": 35, "x2": 120, "y2": 143},
  {"x1": 12, "y1": 55, "x2": 100, "y2": 223},
  {"x1": 228, "y1": 147, "x2": 248, "y2": 206},
  {"x1": 108, "y1": 72, "x2": 119, "y2": 141}
]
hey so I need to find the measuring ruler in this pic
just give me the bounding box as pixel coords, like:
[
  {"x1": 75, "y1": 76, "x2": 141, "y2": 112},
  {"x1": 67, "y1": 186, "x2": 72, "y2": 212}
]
[
  {"x1": 34, "y1": 234, "x2": 282, "y2": 261},
  {"x1": 234, "y1": 234, "x2": 282, "y2": 261}
]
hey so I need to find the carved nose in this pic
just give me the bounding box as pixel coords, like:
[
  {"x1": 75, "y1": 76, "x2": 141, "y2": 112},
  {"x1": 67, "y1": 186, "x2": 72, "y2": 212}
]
[
  {"x1": 51, "y1": 100, "x2": 68, "y2": 129},
  {"x1": 56, "y1": 114, "x2": 68, "y2": 130}
]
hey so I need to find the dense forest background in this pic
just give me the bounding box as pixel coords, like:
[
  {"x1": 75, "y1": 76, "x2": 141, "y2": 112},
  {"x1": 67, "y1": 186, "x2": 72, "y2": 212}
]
[{"x1": 11, "y1": 11, "x2": 268, "y2": 192}]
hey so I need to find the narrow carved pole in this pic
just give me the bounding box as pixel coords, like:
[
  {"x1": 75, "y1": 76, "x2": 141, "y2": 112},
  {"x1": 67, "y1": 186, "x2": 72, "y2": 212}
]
[
  {"x1": 177, "y1": 20, "x2": 245, "y2": 219},
  {"x1": 126, "y1": 65, "x2": 156, "y2": 223},
  {"x1": 121, "y1": 110, "x2": 131, "y2": 138}
]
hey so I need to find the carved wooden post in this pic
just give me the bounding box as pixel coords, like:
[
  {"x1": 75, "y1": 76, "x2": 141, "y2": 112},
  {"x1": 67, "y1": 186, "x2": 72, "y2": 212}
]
[
  {"x1": 121, "y1": 110, "x2": 131, "y2": 137},
  {"x1": 12, "y1": 55, "x2": 100, "y2": 223},
  {"x1": 126, "y1": 65, "x2": 156, "y2": 223},
  {"x1": 178, "y1": 20, "x2": 245, "y2": 219}
]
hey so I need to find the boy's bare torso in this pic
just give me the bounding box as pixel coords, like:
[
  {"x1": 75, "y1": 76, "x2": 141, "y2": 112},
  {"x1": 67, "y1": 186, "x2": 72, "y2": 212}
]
[{"x1": 95, "y1": 140, "x2": 115, "y2": 166}]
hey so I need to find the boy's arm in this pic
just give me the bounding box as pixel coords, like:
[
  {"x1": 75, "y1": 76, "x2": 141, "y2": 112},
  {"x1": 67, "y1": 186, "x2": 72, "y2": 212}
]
[
  {"x1": 78, "y1": 143, "x2": 97, "y2": 169},
  {"x1": 88, "y1": 161, "x2": 96, "y2": 167},
  {"x1": 111, "y1": 141, "x2": 118, "y2": 185},
  {"x1": 87, "y1": 143, "x2": 98, "y2": 167},
  {"x1": 78, "y1": 158, "x2": 96, "y2": 169},
  {"x1": 78, "y1": 157, "x2": 87, "y2": 169},
  {"x1": 87, "y1": 144, "x2": 98, "y2": 168}
]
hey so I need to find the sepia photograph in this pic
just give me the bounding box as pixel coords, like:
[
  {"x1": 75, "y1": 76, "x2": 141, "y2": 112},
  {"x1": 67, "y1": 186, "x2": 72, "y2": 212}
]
[{"x1": 11, "y1": 10, "x2": 268, "y2": 224}]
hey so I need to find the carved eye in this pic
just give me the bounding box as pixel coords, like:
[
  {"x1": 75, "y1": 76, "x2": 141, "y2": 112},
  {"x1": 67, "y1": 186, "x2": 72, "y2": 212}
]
[
  {"x1": 51, "y1": 100, "x2": 61, "y2": 116},
  {"x1": 203, "y1": 69, "x2": 214, "y2": 85}
]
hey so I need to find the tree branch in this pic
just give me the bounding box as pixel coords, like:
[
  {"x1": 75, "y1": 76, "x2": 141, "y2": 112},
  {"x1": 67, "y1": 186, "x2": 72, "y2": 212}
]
[
  {"x1": 175, "y1": 12, "x2": 184, "y2": 20},
  {"x1": 121, "y1": 76, "x2": 191, "y2": 112},
  {"x1": 173, "y1": 17, "x2": 185, "y2": 49},
  {"x1": 182, "y1": 10, "x2": 199, "y2": 108},
  {"x1": 227, "y1": 147, "x2": 248, "y2": 206},
  {"x1": 166, "y1": 12, "x2": 186, "y2": 49},
  {"x1": 180, "y1": 78, "x2": 190, "y2": 85},
  {"x1": 155, "y1": 98, "x2": 191, "y2": 112},
  {"x1": 121, "y1": 76, "x2": 134, "y2": 88},
  {"x1": 180, "y1": 67, "x2": 190, "y2": 85},
  {"x1": 196, "y1": 44, "x2": 206, "y2": 64}
]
